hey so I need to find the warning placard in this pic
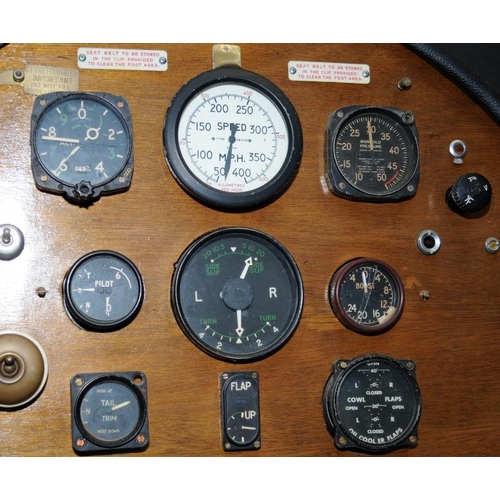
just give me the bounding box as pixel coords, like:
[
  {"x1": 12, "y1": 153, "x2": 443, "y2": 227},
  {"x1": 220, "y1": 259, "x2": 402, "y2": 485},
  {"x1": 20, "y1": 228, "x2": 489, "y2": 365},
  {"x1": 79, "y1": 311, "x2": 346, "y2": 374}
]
[
  {"x1": 78, "y1": 48, "x2": 167, "y2": 72},
  {"x1": 288, "y1": 61, "x2": 370, "y2": 84}
]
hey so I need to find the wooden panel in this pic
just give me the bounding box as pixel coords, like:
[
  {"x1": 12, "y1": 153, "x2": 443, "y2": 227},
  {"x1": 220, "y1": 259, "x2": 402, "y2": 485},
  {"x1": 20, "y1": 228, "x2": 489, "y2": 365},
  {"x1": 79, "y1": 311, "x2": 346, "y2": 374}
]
[{"x1": 0, "y1": 43, "x2": 498, "y2": 456}]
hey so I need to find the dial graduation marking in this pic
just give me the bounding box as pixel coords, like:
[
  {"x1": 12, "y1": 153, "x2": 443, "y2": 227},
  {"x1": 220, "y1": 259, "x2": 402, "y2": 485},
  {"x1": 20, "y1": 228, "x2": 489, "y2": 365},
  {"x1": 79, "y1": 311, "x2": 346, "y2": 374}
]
[{"x1": 179, "y1": 88, "x2": 284, "y2": 191}]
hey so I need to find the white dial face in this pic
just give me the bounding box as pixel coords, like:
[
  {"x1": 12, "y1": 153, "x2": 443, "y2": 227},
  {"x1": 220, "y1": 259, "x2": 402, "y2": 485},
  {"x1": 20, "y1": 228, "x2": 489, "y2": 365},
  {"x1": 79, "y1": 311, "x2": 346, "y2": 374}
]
[{"x1": 177, "y1": 83, "x2": 290, "y2": 193}]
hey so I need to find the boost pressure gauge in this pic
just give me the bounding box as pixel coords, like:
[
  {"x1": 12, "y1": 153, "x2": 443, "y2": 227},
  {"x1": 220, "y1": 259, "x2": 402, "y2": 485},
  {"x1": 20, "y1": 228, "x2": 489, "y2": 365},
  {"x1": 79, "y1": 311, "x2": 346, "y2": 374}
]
[
  {"x1": 163, "y1": 65, "x2": 303, "y2": 210},
  {"x1": 31, "y1": 92, "x2": 134, "y2": 204},
  {"x1": 326, "y1": 105, "x2": 419, "y2": 202},
  {"x1": 323, "y1": 355, "x2": 422, "y2": 454},
  {"x1": 329, "y1": 258, "x2": 404, "y2": 334},
  {"x1": 171, "y1": 227, "x2": 304, "y2": 362}
]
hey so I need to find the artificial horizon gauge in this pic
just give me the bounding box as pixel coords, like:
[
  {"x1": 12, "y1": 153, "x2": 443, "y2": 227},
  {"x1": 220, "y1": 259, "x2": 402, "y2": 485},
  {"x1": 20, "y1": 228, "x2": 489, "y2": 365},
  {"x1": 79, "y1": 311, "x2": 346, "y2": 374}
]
[
  {"x1": 71, "y1": 372, "x2": 149, "y2": 454},
  {"x1": 31, "y1": 91, "x2": 133, "y2": 204},
  {"x1": 329, "y1": 258, "x2": 404, "y2": 334},
  {"x1": 163, "y1": 65, "x2": 303, "y2": 210},
  {"x1": 63, "y1": 250, "x2": 144, "y2": 332},
  {"x1": 171, "y1": 227, "x2": 304, "y2": 362},
  {"x1": 325, "y1": 105, "x2": 419, "y2": 202},
  {"x1": 323, "y1": 354, "x2": 421, "y2": 454}
]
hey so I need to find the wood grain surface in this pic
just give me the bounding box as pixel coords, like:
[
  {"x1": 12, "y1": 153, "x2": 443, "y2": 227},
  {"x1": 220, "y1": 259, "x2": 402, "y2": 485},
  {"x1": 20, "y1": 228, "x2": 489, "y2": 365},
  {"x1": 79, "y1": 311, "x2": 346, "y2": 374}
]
[{"x1": 0, "y1": 43, "x2": 499, "y2": 457}]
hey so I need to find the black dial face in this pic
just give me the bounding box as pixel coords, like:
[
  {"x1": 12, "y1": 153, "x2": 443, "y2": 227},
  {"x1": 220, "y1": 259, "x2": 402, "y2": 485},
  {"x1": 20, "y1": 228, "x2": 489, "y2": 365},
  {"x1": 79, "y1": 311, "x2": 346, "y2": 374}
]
[
  {"x1": 72, "y1": 372, "x2": 148, "y2": 452},
  {"x1": 326, "y1": 106, "x2": 419, "y2": 201},
  {"x1": 171, "y1": 227, "x2": 303, "y2": 362},
  {"x1": 221, "y1": 372, "x2": 260, "y2": 450},
  {"x1": 63, "y1": 251, "x2": 144, "y2": 332},
  {"x1": 163, "y1": 66, "x2": 302, "y2": 210},
  {"x1": 31, "y1": 92, "x2": 133, "y2": 202},
  {"x1": 329, "y1": 258, "x2": 404, "y2": 334},
  {"x1": 323, "y1": 355, "x2": 421, "y2": 453}
]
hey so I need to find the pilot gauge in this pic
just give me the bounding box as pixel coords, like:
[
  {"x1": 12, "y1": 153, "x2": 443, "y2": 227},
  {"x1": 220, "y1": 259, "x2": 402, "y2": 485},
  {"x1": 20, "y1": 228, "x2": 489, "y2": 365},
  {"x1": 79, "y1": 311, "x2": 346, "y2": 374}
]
[
  {"x1": 63, "y1": 250, "x2": 144, "y2": 332},
  {"x1": 163, "y1": 66, "x2": 303, "y2": 210},
  {"x1": 326, "y1": 105, "x2": 419, "y2": 202},
  {"x1": 171, "y1": 227, "x2": 304, "y2": 362}
]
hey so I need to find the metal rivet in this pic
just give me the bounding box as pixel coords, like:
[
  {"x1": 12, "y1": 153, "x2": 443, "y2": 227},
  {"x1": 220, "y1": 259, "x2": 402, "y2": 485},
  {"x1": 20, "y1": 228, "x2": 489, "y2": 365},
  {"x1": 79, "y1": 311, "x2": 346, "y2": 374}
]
[
  {"x1": 485, "y1": 237, "x2": 500, "y2": 254},
  {"x1": 13, "y1": 69, "x2": 25, "y2": 83},
  {"x1": 397, "y1": 76, "x2": 412, "y2": 90}
]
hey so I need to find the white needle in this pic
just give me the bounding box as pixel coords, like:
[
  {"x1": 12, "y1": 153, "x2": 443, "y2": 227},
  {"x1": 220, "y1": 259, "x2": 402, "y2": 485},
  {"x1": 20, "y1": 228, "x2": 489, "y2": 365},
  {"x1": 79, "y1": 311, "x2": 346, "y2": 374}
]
[
  {"x1": 41, "y1": 135, "x2": 80, "y2": 144},
  {"x1": 111, "y1": 401, "x2": 131, "y2": 411},
  {"x1": 362, "y1": 270, "x2": 368, "y2": 293},
  {"x1": 240, "y1": 257, "x2": 253, "y2": 279},
  {"x1": 367, "y1": 119, "x2": 374, "y2": 151},
  {"x1": 55, "y1": 145, "x2": 80, "y2": 175},
  {"x1": 235, "y1": 310, "x2": 244, "y2": 342}
]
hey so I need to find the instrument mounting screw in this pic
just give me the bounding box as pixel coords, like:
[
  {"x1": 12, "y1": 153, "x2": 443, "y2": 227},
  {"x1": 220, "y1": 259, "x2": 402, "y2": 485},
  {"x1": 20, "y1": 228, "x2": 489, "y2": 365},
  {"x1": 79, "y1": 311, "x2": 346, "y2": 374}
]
[{"x1": 397, "y1": 76, "x2": 412, "y2": 90}]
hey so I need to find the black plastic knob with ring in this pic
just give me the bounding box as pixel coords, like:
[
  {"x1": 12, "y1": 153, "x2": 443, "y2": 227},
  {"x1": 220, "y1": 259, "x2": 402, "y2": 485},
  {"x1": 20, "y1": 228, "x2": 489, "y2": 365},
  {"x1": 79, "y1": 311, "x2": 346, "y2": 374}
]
[{"x1": 446, "y1": 172, "x2": 492, "y2": 217}]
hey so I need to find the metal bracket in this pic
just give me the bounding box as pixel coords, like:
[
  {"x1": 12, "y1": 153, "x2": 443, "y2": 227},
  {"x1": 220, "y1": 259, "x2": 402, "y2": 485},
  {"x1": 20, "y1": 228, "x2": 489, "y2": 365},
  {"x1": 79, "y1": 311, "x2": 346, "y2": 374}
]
[{"x1": 213, "y1": 44, "x2": 241, "y2": 69}]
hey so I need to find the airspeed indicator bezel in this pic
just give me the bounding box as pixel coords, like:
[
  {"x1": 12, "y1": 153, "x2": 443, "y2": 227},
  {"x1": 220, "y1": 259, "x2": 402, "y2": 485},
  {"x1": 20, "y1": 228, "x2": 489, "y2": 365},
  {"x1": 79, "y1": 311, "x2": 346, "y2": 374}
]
[{"x1": 163, "y1": 65, "x2": 303, "y2": 211}]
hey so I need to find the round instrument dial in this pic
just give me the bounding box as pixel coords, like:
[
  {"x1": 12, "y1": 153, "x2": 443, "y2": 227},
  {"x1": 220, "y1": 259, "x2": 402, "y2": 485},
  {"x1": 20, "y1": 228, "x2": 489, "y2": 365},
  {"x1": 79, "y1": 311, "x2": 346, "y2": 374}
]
[
  {"x1": 323, "y1": 354, "x2": 421, "y2": 453},
  {"x1": 71, "y1": 372, "x2": 149, "y2": 453},
  {"x1": 326, "y1": 106, "x2": 419, "y2": 202},
  {"x1": 31, "y1": 92, "x2": 133, "y2": 204},
  {"x1": 63, "y1": 250, "x2": 144, "y2": 332},
  {"x1": 163, "y1": 66, "x2": 302, "y2": 210},
  {"x1": 329, "y1": 258, "x2": 404, "y2": 334},
  {"x1": 171, "y1": 227, "x2": 304, "y2": 362}
]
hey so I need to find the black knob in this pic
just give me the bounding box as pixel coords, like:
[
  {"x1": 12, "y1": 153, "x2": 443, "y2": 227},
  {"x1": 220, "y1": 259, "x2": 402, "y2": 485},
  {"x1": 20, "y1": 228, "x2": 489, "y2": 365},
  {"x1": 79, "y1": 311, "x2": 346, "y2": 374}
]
[{"x1": 446, "y1": 172, "x2": 492, "y2": 215}]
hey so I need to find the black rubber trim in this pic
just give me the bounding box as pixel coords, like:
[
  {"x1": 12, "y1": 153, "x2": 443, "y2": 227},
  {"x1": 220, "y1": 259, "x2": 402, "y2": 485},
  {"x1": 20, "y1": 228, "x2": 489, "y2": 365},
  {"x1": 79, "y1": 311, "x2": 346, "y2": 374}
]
[{"x1": 404, "y1": 43, "x2": 500, "y2": 126}]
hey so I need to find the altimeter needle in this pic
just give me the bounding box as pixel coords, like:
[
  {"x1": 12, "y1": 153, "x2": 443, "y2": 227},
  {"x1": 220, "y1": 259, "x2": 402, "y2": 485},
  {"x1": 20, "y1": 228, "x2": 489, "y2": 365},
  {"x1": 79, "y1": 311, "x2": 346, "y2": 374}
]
[
  {"x1": 41, "y1": 135, "x2": 80, "y2": 144},
  {"x1": 54, "y1": 145, "x2": 80, "y2": 176}
]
